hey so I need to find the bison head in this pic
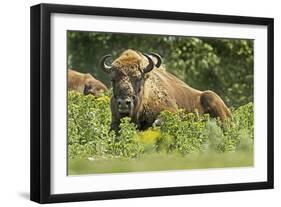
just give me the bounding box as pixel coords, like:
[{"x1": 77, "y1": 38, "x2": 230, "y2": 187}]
[
  {"x1": 101, "y1": 49, "x2": 161, "y2": 118},
  {"x1": 83, "y1": 80, "x2": 97, "y2": 96},
  {"x1": 82, "y1": 74, "x2": 106, "y2": 97}
]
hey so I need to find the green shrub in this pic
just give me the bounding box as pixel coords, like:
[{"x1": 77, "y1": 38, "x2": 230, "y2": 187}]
[
  {"x1": 68, "y1": 91, "x2": 113, "y2": 159},
  {"x1": 106, "y1": 117, "x2": 144, "y2": 158},
  {"x1": 68, "y1": 91, "x2": 254, "y2": 160},
  {"x1": 156, "y1": 111, "x2": 210, "y2": 154}
]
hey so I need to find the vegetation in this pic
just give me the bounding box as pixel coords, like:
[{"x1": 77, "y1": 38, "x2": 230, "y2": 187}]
[
  {"x1": 69, "y1": 151, "x2": 253, "y2": 175},
  {"x1": 68, "y1": 32, "x2": 253, "y2": 107},
  {"x1": 68, "y1": 91, "x2": 254, "y2": 174}
]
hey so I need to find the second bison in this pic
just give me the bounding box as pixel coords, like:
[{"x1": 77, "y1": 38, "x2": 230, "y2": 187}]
[{"x1": 68, "y1": 69, "x2": 107, "y2": 97}]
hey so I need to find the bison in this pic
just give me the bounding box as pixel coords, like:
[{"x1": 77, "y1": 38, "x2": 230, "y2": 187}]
[
  {"x1": 101, "y1": 49, "x2": 231, "y2": 131},
  {"x1": 68, "y1": 69, "x2": 107, "y2": 97}
]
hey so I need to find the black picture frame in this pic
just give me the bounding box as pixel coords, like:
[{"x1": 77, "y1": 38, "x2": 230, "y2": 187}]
[{"x1": 30, "y1": 3, "x2": 274, "y2": 204}]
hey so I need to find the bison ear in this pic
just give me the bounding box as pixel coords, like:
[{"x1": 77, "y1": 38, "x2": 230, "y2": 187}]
[
  {"x1": 100, "y1": 54, "x2": 112, "y2": 73},
  {"x1": 150, "y1": 52, "x2": 162, "y2": 68},
  {"x1": 142, "y1": 53, "x2": 155, "y2": 73}
]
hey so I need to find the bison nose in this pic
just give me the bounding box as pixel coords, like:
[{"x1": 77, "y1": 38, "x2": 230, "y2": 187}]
[{"x1": 117, "y1": 98, "x2": 132, "y2": 110}]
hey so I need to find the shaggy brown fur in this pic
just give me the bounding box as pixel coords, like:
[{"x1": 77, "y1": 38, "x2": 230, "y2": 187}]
[
  {"x1": 102, "y1": 49, "x2": 231, "y2": 131},
  {"x1": 68, "y1": 69, "x2": 107, "y2": 97}
]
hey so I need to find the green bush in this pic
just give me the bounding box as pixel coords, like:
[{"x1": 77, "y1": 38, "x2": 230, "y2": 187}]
[
  {"x1": 156, "y1": 111, "x2": 210, "y2": 154},
  {"x1": 68, "y1": 91, "x2": 254, "y2": 160}
]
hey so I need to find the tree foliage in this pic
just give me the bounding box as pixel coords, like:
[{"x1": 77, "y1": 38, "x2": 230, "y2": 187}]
[{"x1": 67, "y1": 31, "x2": 253, "y2": 107}]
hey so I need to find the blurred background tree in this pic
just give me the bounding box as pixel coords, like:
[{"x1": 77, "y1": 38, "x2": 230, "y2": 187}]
[{"x1": 67, "y1": 31, "x2": 253, "y2": 108}]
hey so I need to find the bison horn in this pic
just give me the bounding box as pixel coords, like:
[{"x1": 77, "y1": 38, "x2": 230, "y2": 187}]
[
  {"x1": 150, "y1": 52, "x2": 162, "y2": 68},
  {"x1": 100, "y1": 54, "x2": 112, "y2": 73},
  {"x1": 142, "y1": 53, "x2": 155, "y2": 73}
]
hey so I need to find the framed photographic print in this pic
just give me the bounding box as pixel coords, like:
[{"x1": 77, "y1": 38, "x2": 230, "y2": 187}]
[{"x1": 30, "y1": 3, "x2": 274, "y2": 203}]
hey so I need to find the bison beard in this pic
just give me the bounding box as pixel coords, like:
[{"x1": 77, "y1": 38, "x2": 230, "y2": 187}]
[{"x1": 101, "y1": 49, "x2": 231, "y2": 132}]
